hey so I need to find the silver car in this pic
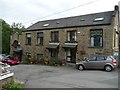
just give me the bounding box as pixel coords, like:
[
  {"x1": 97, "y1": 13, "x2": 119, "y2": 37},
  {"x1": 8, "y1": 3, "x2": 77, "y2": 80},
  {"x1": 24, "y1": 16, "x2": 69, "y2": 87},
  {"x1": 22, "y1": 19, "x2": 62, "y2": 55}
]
[{"x1": 76, "y1": 55, "x2": 118, "y2": 72}]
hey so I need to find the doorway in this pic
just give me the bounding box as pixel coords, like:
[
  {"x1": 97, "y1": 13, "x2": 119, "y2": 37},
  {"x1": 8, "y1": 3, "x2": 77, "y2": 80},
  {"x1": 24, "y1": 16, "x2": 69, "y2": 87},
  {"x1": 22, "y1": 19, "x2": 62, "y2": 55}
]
[{"x1": 66, "y1": 48, "x2": 76, "y2": 63}]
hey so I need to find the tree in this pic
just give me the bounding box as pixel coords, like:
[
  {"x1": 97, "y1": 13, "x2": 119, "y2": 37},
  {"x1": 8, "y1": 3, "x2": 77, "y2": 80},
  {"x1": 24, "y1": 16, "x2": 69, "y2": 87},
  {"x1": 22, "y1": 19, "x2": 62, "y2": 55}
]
[
  {"x1": 1, "y1": 20, "x2": 24, "y2": 54},
  {"x1": 2, "y1": 20, "x2": 12, "y2": 54},
  {"x1": 11, "y1": 22, "x2": 24, "y2": 34}
]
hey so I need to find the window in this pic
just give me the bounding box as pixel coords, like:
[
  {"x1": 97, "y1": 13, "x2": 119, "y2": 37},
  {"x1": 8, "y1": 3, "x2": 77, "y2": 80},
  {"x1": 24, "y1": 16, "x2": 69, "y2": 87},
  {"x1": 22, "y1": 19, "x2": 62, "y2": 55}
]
[
  {"x1": 67, "y1": 31, "x2": 77, "y2": 42},
  {"x1": 51, "y1": 50, "x2": 58, "y2": 57},
  {"x1": 51, "y1": 31, "x2": 59, "y2": 42},
  {"x1": 43, "y1": 23, "x2": 49, "y2": 27},
  {"x1": 26, "y1": 33, "x2": 31, "y2": 45},
  {"x1": 26, "y1": 52, "x2": 31, "y2": 57},
  {"x1": 96, "y1": 56, "x2": 106, "y2": 61},
  {"x1": 88, "y1": 56, "x2": 96, "y2": 61},
  {"x1": 94, "y1": 17, "x2": 104, "y2": 22},
  {"x1": 90, "y1": 29, "x2": 103, "y2": 47},
  {"x1": 37, "y1": 54, "x2": 43, "y2": 60},
  {"x1": 37, "y1": 32, "x2": 44, "y2": 45}
]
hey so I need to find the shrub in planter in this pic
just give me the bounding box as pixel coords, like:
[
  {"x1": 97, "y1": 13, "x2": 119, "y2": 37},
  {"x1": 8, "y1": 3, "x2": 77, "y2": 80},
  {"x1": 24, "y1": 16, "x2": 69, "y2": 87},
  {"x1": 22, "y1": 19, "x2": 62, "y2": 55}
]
[
  {"x1": 39, "y1": 58, "x2": 45, "y2": 64},
  {"x1": 44, "y1": 57, "x2": 49, "y2": 65},
  {"x1": 24, "y1": 57, "x2": 30, "y2": 64},
  {"x1": 31, "y1": 58, "x2": 38, "y2": 64},
  {"x1": 55, "y1": 58, "x2": 62, "y2": 66},
  {"x1": 48, "y1": 57, "x2": 56, "y2": 66}
]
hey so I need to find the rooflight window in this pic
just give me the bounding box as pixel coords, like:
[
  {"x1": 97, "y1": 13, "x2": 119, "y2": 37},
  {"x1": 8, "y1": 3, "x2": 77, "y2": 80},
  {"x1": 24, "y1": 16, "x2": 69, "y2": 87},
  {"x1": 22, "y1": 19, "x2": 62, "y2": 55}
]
[
  {"x1": 56, "y1": 21, "x2": 60, "y2": 24},
  {"x1": 94, "y1": 17, "x2": 104, "y2": 21},
  {"x1": 43, "y1": 23, "x2": 49, "y2": 27},
  {"x1": 80, "y1": 19, "x2": 85, "y2": 21}
]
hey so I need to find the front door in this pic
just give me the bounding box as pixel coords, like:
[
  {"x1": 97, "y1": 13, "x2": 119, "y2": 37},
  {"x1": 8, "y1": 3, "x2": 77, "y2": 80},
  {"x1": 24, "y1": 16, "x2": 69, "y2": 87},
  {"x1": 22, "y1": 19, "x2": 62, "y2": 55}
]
[{"x1": 66, "y1": 49, "x2": 76, "y2": 63}]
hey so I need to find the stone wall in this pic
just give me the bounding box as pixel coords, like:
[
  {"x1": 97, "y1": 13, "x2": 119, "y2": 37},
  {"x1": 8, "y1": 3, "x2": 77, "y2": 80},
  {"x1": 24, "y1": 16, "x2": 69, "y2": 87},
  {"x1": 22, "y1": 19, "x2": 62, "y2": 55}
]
[{"x1": 20, "y1": 24, "x2": 114, "y2": 61}]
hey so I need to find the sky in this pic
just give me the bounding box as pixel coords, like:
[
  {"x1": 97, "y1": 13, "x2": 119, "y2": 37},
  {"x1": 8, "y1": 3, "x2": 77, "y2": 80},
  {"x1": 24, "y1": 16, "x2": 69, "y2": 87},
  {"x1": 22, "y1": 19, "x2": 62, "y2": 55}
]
[{"x1": 0, "y1": 0, "x2": 120, "y2": 28}]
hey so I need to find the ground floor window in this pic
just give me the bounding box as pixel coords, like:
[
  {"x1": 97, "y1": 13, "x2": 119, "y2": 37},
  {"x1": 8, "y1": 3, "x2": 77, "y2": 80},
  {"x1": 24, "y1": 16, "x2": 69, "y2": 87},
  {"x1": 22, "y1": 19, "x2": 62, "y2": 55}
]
[
  {"x1": 26, "y1": 52, "x2": 31, "y2": 57},
  {"x1": 37, "y1": 54, "x2": 43, "y2": 60}
]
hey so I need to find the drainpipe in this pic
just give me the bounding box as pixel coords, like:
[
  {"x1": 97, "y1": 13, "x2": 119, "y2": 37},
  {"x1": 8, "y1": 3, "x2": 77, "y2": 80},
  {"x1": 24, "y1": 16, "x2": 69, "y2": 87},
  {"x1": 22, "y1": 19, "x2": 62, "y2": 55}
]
[{"x1": 118, "y1": 2, "x2": 120, "y2": 68}]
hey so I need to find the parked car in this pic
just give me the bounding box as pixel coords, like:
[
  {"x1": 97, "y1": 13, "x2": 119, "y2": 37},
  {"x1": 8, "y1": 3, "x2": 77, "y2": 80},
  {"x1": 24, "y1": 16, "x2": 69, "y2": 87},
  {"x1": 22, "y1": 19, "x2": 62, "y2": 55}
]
[
  {"x1": 1, "y1": 56, "x2": 20, "y2": 65},
  {"x1": 0, "y1": 54, "x2": 6, "y2": 60},
  {"x1": 76, "y1": 55, "x2": 118, "y2": 72}
]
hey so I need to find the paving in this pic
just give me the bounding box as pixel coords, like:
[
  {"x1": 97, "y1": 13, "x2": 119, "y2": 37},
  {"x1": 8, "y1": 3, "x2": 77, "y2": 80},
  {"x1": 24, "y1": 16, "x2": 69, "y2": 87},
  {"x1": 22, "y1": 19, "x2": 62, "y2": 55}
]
[{"x1": 10, "y1": 64, "x2": 118, "y2": 88}]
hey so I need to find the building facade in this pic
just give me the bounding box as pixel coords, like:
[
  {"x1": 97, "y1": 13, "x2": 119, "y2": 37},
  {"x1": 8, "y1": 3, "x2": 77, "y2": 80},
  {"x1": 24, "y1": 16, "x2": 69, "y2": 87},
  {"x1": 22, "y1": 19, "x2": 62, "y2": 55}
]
[{"x1": 10, "y1": 6, "x2": 119, "y2": 63}]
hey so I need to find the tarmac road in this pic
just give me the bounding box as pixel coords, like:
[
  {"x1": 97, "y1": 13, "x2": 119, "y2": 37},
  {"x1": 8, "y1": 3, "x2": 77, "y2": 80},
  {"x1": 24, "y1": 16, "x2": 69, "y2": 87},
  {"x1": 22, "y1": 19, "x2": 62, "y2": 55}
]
[{"x1": 10, "y1": 64, "x2": 118, "y2": 88}]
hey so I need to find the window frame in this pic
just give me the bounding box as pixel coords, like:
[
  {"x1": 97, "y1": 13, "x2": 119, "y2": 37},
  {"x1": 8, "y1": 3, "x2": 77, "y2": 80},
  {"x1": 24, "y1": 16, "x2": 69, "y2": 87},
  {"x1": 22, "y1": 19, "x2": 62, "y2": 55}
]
[
  {"x1": 26, "y1": 33, "x2": 31, "y2": 45},
  {"x1": 37, "y1": 32, "x2": 44, "y2": 46},
  {"x1": 36, "y1": 54, "x2": 43, "y2": 60},
  {"x1": 51, "y1": 31, "x2": 59, "y2": 42},
  {"x1": 67, "y1": 30, "x2": 77, "y2": 42},
  {"x1": 90, "y1": 29, "x2": 103, "y2": 48}
]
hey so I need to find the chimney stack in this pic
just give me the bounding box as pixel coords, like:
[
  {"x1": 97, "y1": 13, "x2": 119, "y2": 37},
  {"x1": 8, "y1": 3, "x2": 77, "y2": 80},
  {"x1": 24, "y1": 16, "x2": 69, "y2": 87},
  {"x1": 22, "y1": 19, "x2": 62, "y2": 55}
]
[{"x1": 115, "y1": 5, "x2": 119, "y2": 11}]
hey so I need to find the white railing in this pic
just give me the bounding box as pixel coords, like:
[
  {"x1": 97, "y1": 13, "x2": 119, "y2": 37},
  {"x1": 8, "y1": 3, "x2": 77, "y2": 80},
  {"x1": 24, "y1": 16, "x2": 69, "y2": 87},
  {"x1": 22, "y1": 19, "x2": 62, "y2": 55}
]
[{"x1": 0, "y1": 62, "x2": 14, "y2": 80}]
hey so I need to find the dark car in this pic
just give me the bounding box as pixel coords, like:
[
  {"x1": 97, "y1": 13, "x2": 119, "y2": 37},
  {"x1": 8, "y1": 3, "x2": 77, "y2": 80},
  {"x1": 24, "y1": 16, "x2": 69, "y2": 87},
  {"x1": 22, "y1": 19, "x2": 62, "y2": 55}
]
[
  {"x1": 76, "y1": 55, "x2": 118, "y2": 72},
  {"x1": 1, "y1": 56, "x2": 20, "y2": 65}
]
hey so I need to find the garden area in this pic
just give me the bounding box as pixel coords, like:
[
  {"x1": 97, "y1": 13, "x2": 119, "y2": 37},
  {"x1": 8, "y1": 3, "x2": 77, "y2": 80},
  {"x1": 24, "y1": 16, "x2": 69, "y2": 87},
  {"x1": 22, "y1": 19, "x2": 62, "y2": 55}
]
[
  {"x1": 2, "y1": 80, "x2": 24, "y2": 90},
  {"x1": 23, "y1": 56, "x2": 66, "y2": 66}
]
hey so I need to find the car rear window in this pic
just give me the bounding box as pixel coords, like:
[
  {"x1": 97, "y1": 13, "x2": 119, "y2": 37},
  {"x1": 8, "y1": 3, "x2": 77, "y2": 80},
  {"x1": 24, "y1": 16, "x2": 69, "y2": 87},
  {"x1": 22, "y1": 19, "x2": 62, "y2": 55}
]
[{"x1": 110, "y1": 56, "x2": 115, "y2": 60}]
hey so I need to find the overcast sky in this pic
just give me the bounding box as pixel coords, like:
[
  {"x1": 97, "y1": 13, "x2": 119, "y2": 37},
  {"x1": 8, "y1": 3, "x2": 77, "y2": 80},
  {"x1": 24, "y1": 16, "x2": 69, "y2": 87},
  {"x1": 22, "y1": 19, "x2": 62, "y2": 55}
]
[{"x1": 0, "y1": 0, "x2": 119, "y2": 27}]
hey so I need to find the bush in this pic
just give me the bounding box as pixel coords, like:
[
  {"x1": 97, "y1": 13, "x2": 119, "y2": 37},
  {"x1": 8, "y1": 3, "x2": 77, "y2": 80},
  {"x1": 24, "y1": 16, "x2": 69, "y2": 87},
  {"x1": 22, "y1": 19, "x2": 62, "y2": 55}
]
[
  {"x1": 24, "y1": 57, "x2": 30, "y2": 64},
  {"x1": 48, "y1": 57, "x2": 62, "y2": 66},
  {"x1": 48, "y1": 57, "x2": 55, "y2": 66},
  {"x1": 39, "y1": 58, "x2": 45, "y2": 64},
  {"x1": 55, "y1": 58, "x2": 62, "y2": 66},
  {"x1": 2, "y1": 80, "x2": 24, "y2": 90}
]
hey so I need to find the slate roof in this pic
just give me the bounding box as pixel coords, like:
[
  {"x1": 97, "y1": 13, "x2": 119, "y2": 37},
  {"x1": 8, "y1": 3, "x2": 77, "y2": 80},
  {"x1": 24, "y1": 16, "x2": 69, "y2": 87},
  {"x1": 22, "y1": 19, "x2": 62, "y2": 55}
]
[{"x1": 26, "y1": 11, "x2": 114, "y2": 31}]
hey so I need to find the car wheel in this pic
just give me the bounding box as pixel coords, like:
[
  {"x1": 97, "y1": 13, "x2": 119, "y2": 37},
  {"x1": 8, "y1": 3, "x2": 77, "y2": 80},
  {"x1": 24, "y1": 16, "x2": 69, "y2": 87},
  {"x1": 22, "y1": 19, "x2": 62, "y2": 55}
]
[
  {"x1": 78, "y1": 65, "x2": 84, "y2": 71},
  {"x1": 105, "y1": 65, "x2": 112, "y2": 72}
]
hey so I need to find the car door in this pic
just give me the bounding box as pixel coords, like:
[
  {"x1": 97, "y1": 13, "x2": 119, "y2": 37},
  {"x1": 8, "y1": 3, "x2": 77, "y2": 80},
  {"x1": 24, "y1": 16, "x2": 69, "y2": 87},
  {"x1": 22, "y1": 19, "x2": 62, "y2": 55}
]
[
  {"x1": 84, "y1": 56, "x2": 97, "y2": 69},
  {"x1": 96, "y1": 55, "x2": 106, "y2": 69}
]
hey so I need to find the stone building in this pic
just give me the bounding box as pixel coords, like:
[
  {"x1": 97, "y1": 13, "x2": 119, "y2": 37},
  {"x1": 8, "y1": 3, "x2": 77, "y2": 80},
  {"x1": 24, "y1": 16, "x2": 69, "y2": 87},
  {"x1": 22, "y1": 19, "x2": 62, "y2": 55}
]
[{"x1": 10, "y1": 6, "x2": 119, "y2": 63}]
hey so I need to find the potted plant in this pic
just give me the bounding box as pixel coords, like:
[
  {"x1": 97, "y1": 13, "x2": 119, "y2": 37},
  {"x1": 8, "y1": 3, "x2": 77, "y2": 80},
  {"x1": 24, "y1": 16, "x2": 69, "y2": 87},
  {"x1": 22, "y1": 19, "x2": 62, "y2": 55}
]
[{"x1": 44, "y1": 57, "x2": 49, "y2": 65}]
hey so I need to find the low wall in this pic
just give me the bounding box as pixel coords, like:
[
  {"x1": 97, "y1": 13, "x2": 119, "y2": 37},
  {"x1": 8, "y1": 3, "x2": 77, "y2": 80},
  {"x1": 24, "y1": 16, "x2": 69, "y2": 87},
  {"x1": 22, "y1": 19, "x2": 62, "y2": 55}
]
[{"x1": 0, "y1": 72, "x2": 14, "y2": 87}]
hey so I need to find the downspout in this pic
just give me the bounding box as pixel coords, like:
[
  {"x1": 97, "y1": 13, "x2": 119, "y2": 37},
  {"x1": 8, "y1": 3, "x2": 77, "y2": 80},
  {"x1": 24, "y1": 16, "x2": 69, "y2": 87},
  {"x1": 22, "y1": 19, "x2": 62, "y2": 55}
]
[{"x1": 118, "y1": 2, "x2": 120, "y2": 68}]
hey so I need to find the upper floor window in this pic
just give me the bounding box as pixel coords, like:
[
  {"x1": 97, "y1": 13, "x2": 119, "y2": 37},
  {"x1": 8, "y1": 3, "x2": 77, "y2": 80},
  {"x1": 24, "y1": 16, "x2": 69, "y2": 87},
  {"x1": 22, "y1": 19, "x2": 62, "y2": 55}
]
[
  {"x1": 51, "y1": 31, "x2": 59, "y2": 42},
  {"x1": 26, "y1": 33, "x2": 31, "y2": 45},
  {"x1": 67, "y1": 31, "x2": 77, "y2": 42},
  {"x1": 37, "y1": 32, "x2": 43, "y2": 45},
  {"x1": 90, "y1": 29, "x2": 103, "y2": 47}
]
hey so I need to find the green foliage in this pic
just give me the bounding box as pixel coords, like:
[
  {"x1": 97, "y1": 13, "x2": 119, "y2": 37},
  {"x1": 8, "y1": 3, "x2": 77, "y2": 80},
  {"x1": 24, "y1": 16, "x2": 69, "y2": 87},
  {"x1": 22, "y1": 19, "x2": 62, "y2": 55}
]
[
  {"x1": 2, "y1": 80, "x2": 24, "y2": 90},
  {"x1": 1, "y1": 20, "x2": 24, "y2": 54},
  {"x1": 48, "y1": 57, "x2": 62, "y2": 66},
  {"x1": 54, "y1": 58, "x2": 62, "y2": 66},
  {"x1": 39, "y1": 58, "x2": 45, "y2": 64},
  {"x1": 48, "y1": 57, "x2": 56, "y2": 66},
  {"x1": 11, "y1": 22, "x2": 24, "y2": 34},
  {"x1": 2, "y1": 20, "x2": 11, "y2": 54},
  {"x1": 24, "y1": 57, "x2": 31, "y2": 64}
]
